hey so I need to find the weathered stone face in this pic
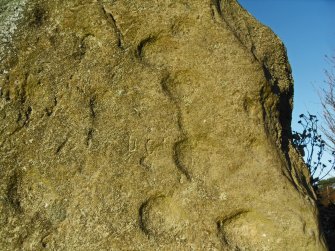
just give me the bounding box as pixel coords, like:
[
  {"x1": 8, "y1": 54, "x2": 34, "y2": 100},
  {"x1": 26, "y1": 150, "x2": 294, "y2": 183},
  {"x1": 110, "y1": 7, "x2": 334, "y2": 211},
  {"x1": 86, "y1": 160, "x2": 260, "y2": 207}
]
[{"x1": 0, "y1": 0, "x2": 326, "y2": 250}]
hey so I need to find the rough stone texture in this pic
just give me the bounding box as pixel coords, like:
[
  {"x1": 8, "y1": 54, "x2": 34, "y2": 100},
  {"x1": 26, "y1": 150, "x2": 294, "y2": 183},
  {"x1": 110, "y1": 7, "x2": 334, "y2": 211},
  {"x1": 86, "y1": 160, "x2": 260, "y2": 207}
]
[{"x1": 0, "y1": 0, "x2": 327, "y2": 250}]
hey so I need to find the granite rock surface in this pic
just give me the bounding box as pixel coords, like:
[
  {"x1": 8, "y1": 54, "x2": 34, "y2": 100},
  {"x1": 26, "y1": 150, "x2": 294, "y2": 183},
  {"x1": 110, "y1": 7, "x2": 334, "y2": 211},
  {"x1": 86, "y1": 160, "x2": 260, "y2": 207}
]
[{"x1": 0, "y1": 0, "x2": 327, "y2": 250}]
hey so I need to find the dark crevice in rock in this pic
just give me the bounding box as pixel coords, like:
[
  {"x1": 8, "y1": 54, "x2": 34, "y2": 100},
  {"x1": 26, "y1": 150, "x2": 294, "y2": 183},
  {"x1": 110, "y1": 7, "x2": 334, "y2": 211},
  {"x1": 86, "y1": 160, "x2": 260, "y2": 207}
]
[
  {"x1": 215, "y1": 1, "x2": 293, "y2": 146},
  {"x1": 262, "y1": 63, "x2": 292, "y2": 149},
  {"x1": 260, "y1": 63, "x2": 310, "y2": 198},
  {"x1": 259, "y1": 85, "x2": 302, "y2": 194}
]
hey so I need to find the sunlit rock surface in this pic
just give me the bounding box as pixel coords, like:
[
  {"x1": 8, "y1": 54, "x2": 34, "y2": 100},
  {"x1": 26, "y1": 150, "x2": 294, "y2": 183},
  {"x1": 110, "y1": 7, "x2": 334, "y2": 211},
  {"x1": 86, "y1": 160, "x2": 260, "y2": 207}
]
[{"x1": 0, "y1": 0, "x2": 326, "y2": 250}]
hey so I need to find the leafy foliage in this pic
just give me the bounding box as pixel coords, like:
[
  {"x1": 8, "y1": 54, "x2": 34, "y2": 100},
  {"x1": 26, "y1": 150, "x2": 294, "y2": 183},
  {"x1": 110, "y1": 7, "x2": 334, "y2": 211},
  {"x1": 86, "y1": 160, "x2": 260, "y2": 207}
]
[{"x1": 292, "y1": 113, "x2": 335, "y2": 186}]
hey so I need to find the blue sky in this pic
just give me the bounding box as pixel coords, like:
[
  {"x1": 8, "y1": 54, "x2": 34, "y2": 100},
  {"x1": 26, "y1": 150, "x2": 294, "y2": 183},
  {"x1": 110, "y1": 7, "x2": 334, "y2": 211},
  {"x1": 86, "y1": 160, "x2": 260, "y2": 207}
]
[
  {"x1": 238, "y1": 0, "x2": 335, "y2": 178},
  {"x1": 238, "y1": 0, "x2": 335, "y2": 131}
]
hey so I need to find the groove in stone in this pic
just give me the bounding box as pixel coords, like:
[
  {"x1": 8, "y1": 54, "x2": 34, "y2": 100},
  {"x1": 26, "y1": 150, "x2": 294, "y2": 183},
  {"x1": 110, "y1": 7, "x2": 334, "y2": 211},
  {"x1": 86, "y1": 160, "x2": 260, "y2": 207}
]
[
  {"x1": 45, "y1": 97, "x2": 57, "y2": 117},
  {"x1": 86, "y1": 128, "x2": 93, "y2": 147},
  {"x1": 19, "y1": 73, "x2": 29, "y2": 104},
  {"x1": 136, "y1": 36, "x2": 156, "y2": 60},
  {"x1": 139, "y1": 199, "x2": 151, "y2": 236},
  {"x1": 173, "y1": 139, "x2": 191, "y2": 181},
  {"x1": 89, "y1": 96, "x2": 96, "y2": 119},
  {"x1": 211, "y1": 0, "x2": 223, "y2": 17},
  {"x1": 6, "y1": 171, "x2": 22, "y2": 213},
  {"x1": 56, "y1": 138, "x2": 68, "y2": 154},
  {"x1": 10, "y1": 106, "x2": 32, "y2": 136},
  {"x1": 210, "y1": 0, "x2": 256, "y2": 62},
  {"x1": 98, "y1": 0, "x2": 124, "y2": 49},
  {"x1": 139, "y1": 156, "x2": 151, "y2": 170},
  {"x1": 216, "y1": 210, "x2": 250, "y2": 247},
  {"x1": 160, "y1": 74, "x2": 174, "y2": 99},
  {"x1": 160, "y1": 74, "x2": 191, "y2": 181}
]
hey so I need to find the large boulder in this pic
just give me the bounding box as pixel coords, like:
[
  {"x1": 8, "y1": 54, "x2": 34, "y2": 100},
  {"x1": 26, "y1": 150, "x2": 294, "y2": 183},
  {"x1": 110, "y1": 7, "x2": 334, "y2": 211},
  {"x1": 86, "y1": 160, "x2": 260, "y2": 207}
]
[{"x1": 0, "y1": 0, "x2": 326, "y2": 250}]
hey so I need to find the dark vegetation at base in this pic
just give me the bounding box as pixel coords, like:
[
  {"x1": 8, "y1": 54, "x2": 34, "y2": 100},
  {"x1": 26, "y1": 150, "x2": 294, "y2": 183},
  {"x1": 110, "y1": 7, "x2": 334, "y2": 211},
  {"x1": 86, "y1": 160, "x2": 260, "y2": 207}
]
[
  {"x1": 316, "y1": 176, "x2": 335, "y2": 250},
  {"x1": 292, "y1": 113, "x2": 335, "y2": 250},
  {"x1": 317, "y1": 187, "x2": 335, "y2": 251}
]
